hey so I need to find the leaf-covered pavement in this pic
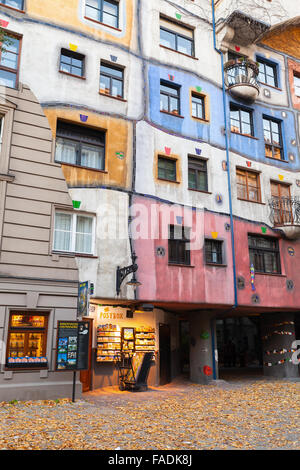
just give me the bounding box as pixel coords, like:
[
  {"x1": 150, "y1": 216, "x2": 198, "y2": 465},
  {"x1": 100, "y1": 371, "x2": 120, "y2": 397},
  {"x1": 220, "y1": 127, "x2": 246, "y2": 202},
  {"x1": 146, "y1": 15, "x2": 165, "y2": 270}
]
[{"x1": 0, "y1": 379, "x2": 299, "y2": 450}]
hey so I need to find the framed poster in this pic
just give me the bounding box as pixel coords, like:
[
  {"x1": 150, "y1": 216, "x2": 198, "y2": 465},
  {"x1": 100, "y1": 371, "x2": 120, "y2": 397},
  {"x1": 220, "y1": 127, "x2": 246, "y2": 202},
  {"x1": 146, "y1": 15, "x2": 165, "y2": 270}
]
[
  {"x1": 78, "y1": 281, "x2": 90, "y2": 317},
  {"x1": 56, "y1": 321, "x2": 90, "y2": 371}
]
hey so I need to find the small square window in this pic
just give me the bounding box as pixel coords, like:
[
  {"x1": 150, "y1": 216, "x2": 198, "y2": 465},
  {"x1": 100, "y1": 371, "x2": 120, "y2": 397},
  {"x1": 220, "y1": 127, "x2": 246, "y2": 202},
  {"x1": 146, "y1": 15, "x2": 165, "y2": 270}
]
[
  {"x1": 168, "y1": 225, "x2": 191, "y2": 265},
  {"x1": 205, "y1": 239, "x2": 223, "y2": 265},
  {"x1": 158, "y1": 156, "x2": 177, "y2": 182},
  {"x1": 248, "y1": 234, "x2": 281, "y2": 274},
  {"x1": 191, "y1": 93, "x2": 205, "y2": 120},
  {"x1": 60, "y1": 49, "x2": 85, "y2": 78},
  {"x1": 100, "y1": 62, "x2": 124, "y2": 98},
  {"x1": 160, "y1": 81, "x2": 181, "y2": 115},
  {"x1": 85, "y1": 0, "x2": 119, "y2": 29},
  {"x1": 230, "y1": 103, "x2": 254, "y2": 137},
  {"x1": 257, "y1": 58, "x2": 278, "y2": 88}
]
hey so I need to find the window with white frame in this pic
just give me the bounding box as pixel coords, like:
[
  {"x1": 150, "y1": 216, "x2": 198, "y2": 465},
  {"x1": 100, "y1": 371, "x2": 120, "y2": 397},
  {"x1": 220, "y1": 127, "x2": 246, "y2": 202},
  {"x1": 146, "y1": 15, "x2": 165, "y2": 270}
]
[{"x1": 53, "y1": 212, "x2": 95, "y2": 255}]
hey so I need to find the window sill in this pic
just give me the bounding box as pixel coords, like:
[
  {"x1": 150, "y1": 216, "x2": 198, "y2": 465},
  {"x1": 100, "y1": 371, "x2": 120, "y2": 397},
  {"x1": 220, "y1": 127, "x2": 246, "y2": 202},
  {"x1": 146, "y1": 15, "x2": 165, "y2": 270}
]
[
  {"x1": 159, "y1": 45, "x2": 198, "y2": 60},
  {"x1": 168, "y1": 263, "x2": 194, "y2": 268},
  {"x1": 160, "y1": 110, "x2": 184, "y2": 119},
  {"x1": 237, "y1": 198, "x2": 265, "y2": 205},
  {"x1": 84, "y1": 16, "x2": 121, "y2": 32},
  {"x1": 254, "y1": 272, "x2": 286, "y2": 277},
  {"x1": 191, "y1": 115, "x2": 210, "y2": 124},
  {"x1": 206, "y1": 263, "x2": 227, "y2": 267},
  {"x1": 157, "y1": 177, "x2": 180, "y2": 184},
  {"x1": 259, "y1": 82, "x2": 282, "y2": 92},
  {"x1": 188, "y1": 188, "x2": 211, "y2": 194},
  {"x1": 231, "y1": 131, "x2": 258, "y2": 140},
  {"x1": 52, "y1": 251, "x2": 97, "y2": 258},
  {"x1": 0, "y1": 3, "x2": 25, "y2": 13},
  {"x1": 99, "y1": 91, "x2": 127, "y2": 102},
  {"x1": 57, "y1": 162, "x2": 108, "y2": 173},
  {"x1": 59, "y1": 70, "x2": 86, "y2": 80},
  {"x1": 265, "y1": 155, "x2": 288, "y2": 163}
]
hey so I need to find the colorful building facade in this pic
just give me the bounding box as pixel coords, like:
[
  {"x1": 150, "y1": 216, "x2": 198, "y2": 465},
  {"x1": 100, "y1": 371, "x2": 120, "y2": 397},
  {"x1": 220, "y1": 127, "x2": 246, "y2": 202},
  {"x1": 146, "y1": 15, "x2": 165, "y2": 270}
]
[{"x1": 0, "y1": 0, "x2": 299, "y2": 398}]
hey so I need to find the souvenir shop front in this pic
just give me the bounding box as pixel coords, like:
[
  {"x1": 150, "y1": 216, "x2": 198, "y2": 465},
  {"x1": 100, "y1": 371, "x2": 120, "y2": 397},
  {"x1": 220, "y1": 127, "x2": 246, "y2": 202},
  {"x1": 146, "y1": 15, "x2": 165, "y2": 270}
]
[{"x1": 84, "y1": 303, "x2": 161, "y2": 390}]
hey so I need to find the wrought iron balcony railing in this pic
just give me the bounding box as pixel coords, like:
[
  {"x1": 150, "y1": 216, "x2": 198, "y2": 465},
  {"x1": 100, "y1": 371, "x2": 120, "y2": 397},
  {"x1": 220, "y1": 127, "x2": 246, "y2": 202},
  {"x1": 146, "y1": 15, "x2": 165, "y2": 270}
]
[
  {"x1": 268, "y1": 196, "x2": 300, "y2": 239},
  {"x1": 224, "y1": 58, "x2": 260, "y2": 101}
]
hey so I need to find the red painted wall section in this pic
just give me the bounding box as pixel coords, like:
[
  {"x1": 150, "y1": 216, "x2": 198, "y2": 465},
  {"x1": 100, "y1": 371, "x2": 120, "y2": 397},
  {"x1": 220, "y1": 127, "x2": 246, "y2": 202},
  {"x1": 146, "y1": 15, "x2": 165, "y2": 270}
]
[
  {"x1": 132, "y1": 196, "x2": 234, "y2": 305},
  {"x1": 234, "y1": 219, "x2": 300, "y2": 308}
]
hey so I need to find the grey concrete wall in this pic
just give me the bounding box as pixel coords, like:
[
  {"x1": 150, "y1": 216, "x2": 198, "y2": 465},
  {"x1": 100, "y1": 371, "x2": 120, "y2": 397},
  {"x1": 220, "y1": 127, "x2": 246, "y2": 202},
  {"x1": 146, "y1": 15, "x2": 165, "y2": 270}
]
[{"x1": 189, "y1": 311, "x2": 215, "y2": 384}]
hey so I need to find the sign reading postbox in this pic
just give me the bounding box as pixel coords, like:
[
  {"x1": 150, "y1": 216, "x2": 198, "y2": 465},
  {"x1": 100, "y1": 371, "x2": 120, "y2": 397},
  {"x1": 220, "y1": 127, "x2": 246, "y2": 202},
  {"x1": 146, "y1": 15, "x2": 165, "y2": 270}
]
[{"x1": 56, "y1": 321, "x2": 90, "y2": 371}]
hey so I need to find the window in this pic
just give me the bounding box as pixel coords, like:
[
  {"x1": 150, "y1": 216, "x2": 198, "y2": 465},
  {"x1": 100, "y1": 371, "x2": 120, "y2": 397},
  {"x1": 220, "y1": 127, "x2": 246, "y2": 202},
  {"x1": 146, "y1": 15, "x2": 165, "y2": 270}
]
[
  {"x1": 160, "y1": 17, "x2": 194, "y2": 57},
  {"x1": 0, "y1": 35, "x2": 20, "y2": 89},
  {"x1": 270, "y1": 181, "x2": 292, "y2": 226},
  {"x1": 293, "y1": 73, "x2": 300, "y2": 97},
  {"x1": 191, "y1": 93, "x2": 205, "y2": 120},
  {"x1": 6, "y1": 312, "x2": 49, "y2": 367},
  {"x1": 60, "y1": 49, "x2": 85, "y2": 78},
  {"x1": 160, "y1": 81, "x2": 180, "y2": 115},
  {"x1": 100, "y1": 62, "x2": 124, "y2": 98},
  {"x1": 257, "y1": 58, "x2": 278, "y2": 87},
  {"x1": 85, "y1": 0, "x2": 119, "y2": 28},
  {"x1": 205, "y1": 239, "x2": 223, "y2": 265},
  {"x1": 236, "y1": 168, "x2": 261, "y2": 203},
  {"x1": 158, "y1": 156, "x2": 177, "y2": 182},
  {"x1": 55, "y1": 120, "x2": 105, "y2": 170},
  {"x1": 248, "y1": 235, "x2": 281, "y2": 274},
  {"x1": 188, "y1": 156, "x2": 208, "y2": 191},
  {"x1": 227, "y1": 51, "x2": 248, "y2": 86},
  {"x1": 168, "y1": 225, "x2": 190, "y2": 265},
  {"x1": 53, "y1": 212, "x2": 95, "y2": 255},
  {"x1": 230, "y1": 104, "x2": 254, "y2": 137},
  {"x1": 263, "y1": 117, "x2": 283, "y2": 160},
  {"x1": 0, "y1": 0, "x2": 24, "y2": 10}
]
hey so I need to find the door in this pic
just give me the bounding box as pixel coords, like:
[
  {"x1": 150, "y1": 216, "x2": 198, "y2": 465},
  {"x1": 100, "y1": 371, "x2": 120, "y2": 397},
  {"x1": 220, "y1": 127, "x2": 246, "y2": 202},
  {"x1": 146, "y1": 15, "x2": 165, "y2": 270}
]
[
  {"x1": 159, "y1": 323, "x2": 171, "y2": 385},
  {"x1": 271, "y1": 182, "x2": 292, "y2": 225},
  {"x1": 80, "y1": 317, "x2": 93, "y2": 392}
]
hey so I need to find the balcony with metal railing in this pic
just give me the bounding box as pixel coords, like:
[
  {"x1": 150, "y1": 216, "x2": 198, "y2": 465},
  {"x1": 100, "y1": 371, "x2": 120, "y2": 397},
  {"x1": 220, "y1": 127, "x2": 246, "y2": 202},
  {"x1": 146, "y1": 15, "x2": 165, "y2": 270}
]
[
  {"x1": 268, "y1": 196, "x2": 300, "y2": 239},
  {"x1": 224, "y1": 58, "x2": 260, "y2": 101}
]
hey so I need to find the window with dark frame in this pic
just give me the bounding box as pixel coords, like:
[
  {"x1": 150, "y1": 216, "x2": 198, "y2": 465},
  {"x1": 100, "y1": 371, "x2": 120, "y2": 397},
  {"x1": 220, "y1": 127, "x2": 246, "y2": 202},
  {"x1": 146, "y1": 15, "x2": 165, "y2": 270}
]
[
  {"x1": 293, "y1": 72, "x2": 300, "y2": 98},
  {"x1": 100, "y1": 62, "x2": 124, "y2": 98},
  {"x1": 205, "y1": 239, "x2": 223, "y2": 265},
  {"x1": 60, "y1": 49, "x2": 85, "y2": 78},
  {"x1": 188, "y1": 156, "x2": 208, "y2": 192},
  {"x1": 248, "y1": 234, "x2": 281, "y2": 274},
  {"x1": 0, "y1": 0, "x2": 24, "y2": 10},
  {"x1": 230, "y1": 103, "x2": 254, "y2": 137},
  {"x1": 263, "y1": 116, "x2": 283, "y2": 160},
  {"x1": 0, "y1": 34, "x2": 20, "y2": 89},
  {"x1": 160, "y1": 81, "x2": 180, "y2": 115},
  {"x1": 191, "y1": 92, "x2": 205, "y2": 120},
  {"x1": 85, "y1": 0, "x2": 119, "y2": 28},
  {"x1": 168, "y1": 225, "x2": 191, "y2": 266},
  {"x1": 158, "y1": 156, "x2": 177, "y2": 182},
  {"x1": 160, "y1": 16, "x2": 194, "y2": 57},
  {"x1": 270, "y1": 181, "x2": 293, "y2": 226},
  {"x1": 236, "y1": 168, "x2": 261, "y2": 203},
  {"x1": 55, "y1": 120, "x2": 105, "y2": 170},
  {"x1": 257, "y1": 58, "x2": 278, "y2": 87},
  {"x1": 6, "y1": 312, "x2": 49, "y2": 366}
]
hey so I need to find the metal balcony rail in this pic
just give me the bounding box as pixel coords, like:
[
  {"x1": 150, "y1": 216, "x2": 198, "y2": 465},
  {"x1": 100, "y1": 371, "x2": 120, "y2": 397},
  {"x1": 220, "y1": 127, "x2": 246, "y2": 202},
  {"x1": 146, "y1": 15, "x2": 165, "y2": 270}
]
[
  {"x1": 268, "y1": 196, "x2": 300, "y2": 227},
  {"x1": 224, "y1": 58, "x2": 260, "y2": 93}
]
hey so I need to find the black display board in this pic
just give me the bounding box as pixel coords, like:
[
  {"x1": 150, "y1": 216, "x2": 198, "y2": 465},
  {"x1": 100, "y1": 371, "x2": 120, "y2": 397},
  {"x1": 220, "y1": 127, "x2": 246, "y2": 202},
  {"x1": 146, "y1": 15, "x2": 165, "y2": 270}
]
[{"x1": 56, "y1": 321, "x2": 90, "y2": 371}]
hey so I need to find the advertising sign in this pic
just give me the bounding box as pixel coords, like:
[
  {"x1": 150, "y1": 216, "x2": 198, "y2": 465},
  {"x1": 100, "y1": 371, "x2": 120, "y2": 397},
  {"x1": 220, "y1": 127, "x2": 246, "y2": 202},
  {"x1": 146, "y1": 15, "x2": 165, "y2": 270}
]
[
  {"x1": 56, "y1": 321, "x2": 90, "y2": 371},
  {"x1": 78, "y1": 281, "x2": 90, "y2": 317}
]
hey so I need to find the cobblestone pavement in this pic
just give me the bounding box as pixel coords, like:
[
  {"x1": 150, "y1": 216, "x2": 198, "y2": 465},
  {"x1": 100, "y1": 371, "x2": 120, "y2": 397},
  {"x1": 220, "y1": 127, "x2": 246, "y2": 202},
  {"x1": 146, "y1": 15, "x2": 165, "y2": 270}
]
[{"x1": 0, "y1": 376, "x2": 299, "y2": 450}]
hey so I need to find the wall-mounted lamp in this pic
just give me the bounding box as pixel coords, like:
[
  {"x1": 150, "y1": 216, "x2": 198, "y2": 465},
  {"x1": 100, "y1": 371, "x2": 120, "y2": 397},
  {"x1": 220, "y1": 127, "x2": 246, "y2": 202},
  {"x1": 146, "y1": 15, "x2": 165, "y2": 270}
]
[{"x1": 116, "y1": 251, "x2": 142, "y2": 295}]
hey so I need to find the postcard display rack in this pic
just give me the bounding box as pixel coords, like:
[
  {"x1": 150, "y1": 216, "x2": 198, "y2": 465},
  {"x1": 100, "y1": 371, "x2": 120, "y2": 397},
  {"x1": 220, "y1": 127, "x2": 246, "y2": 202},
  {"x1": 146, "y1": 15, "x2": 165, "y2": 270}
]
[{"x1": 96, "y1": 324, "x2": 156, "y2": 362}]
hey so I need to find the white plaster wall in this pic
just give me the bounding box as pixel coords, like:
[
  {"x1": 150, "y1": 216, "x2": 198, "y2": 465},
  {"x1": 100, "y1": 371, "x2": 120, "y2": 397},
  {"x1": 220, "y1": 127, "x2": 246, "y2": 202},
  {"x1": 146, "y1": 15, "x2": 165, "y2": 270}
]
[
  {"x1": 2, "y1": 19, "x2": 144, "y2": 120},
  {"x1": 69, "y1": 188, "x2": 136, "y2": 300},
  {"x1": 135, "y1": 120, "x2": 230, "y2": 213}
]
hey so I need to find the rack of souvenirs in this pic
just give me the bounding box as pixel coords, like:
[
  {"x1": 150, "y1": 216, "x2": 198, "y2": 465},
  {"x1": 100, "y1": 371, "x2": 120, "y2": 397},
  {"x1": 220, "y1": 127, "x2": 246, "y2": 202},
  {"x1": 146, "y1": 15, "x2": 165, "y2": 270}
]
[
  {"x1": 96, "y1": 324, "x2": 121, "y2": 362},
  {"x1": 135, "y1": 326, "x2": 156, "y2": 352}
]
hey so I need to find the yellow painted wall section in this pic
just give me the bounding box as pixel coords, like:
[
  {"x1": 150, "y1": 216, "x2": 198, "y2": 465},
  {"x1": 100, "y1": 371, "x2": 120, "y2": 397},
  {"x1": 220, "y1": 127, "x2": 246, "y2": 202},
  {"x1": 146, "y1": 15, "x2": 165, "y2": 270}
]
[
  {"x1": 26, "y1": 0, "x2": 134, "y2": 48},
  {"x1": 44, "y1": 108, "x2": 133, "y2": 190},
  {"x1": 261, "y1": 26, "x2": 300, "y2": 60}
]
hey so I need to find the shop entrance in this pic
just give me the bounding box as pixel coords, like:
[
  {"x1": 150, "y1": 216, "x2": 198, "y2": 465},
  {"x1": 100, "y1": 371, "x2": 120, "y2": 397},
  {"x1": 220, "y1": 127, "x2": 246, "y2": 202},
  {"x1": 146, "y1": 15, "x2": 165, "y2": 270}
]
[
  {"x1": 216, "y1": 316, "x2": 263, "y2": 378},
  {"x1": 159, "y1": 323, "x2": 171, "y2": 385}
]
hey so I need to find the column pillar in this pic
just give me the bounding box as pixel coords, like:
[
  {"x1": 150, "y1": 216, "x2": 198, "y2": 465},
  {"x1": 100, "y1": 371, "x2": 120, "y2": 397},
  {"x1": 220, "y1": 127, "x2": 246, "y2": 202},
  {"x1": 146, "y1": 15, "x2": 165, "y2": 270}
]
[{"x1": 189, "y1": 312, "x2": 215, "y2": 384}]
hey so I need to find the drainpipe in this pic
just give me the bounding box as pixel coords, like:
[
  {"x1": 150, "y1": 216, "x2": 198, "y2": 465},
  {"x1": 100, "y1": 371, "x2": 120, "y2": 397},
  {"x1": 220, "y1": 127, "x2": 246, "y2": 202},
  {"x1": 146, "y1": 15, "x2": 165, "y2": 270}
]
[
  {"x1": 211, "y1": 0, "x2": 238, "y2": 309},
  {"x1": 211, "y1": 0, "x2": 238, "y2": 379}
]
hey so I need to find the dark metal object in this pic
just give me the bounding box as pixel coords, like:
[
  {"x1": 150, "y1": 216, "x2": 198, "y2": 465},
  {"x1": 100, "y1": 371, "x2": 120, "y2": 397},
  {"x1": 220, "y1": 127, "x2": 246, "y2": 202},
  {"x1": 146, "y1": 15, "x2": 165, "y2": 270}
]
[
  {"x1": 224, "y1": 58, "x2": 259, "y2": 93},
  {"x1": 116, "y1": 251, "x2": 140, "y2": 295},
  {"x1": 268, "y1": 196, "x2": 300, "y2": 226}
]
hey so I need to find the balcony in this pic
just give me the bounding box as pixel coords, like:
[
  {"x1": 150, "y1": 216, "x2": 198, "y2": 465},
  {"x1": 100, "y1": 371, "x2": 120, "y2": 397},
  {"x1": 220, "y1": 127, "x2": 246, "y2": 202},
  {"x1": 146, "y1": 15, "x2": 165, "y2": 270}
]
[
  {"x1": 268, "y1": 197, "x2": 300, "y2": 239},
  {"x1": 224, "y1": 58, "x2": 259, "y2": 101}
]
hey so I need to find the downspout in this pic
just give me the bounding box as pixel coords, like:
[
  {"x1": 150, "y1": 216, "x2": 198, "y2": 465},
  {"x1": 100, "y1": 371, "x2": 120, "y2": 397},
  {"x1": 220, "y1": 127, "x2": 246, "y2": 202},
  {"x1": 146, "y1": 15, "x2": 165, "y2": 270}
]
[{"x1": 211, "y1": 0, "x2": 238, "y2": 379}]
